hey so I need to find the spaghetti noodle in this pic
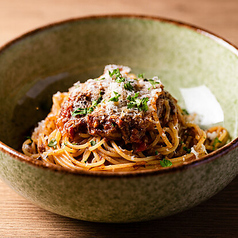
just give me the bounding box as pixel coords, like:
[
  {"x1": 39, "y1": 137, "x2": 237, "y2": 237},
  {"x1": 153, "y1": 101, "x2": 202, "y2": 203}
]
[{"x1": 22, "y1": 65, "x2": 229, "y2": 171}]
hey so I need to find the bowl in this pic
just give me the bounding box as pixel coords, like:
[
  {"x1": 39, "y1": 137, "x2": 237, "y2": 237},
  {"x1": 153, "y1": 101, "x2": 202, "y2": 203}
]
[{"x1": 0, "y1": 15, "x2": 238, "y2": 223}]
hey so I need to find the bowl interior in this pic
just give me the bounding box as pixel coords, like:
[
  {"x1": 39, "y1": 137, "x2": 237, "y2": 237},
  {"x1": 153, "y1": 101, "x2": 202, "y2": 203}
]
[{"x1": 0, "y1": 16, "x2": 238, "y2": 150}]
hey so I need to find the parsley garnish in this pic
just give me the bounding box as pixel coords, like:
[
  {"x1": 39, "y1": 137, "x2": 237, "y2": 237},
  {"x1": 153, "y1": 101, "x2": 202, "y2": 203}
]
[
  {"x1": 213, "y1": 137, "x2": 222, "y2": 150},
  {"x1": 182, "y1": 109, "x2": 189, "y2": 115},
  {"x1": 48, "y1": 139, "x2": 57, "y2": 149},
  {"x1": 116, "y1": 77, "x2": 125, "y2": 83},
  {"x1": 109, "y1": 68, "x2": 120, "y2": 77},
  {"x1": 138, "y1": 73, "x2": 144, "y2": 78},
  {"x1": 155, "y1": 150, "x2": 159, "y2": 155},
  {"x1": 26, "y1": 136, "x2": 33, "y2": 143},
  {"x1": 72, "y1": 94, "x2": 103, "y2": 117},
  {"x1": 109, "y1": 68, "x2": 125, "y2": 83},
  {"x1": 72, "y1": 108, "x2": 88, "y2": 116},
  {"x1": 91, "y1": 94, "x2": 103, "y2": 107},
  {"x1": 183, "y1": 146, "x2": 191, "y2": 153},
  {"x1": 127, "y1": 93, "x2": 149, "y2": 112},
  {"x1": 148, "y1": 79, "x2": 160, "y2": 88},
  {"x1": 90, "y1": 140, "x2": 96, "y2": 146},
  {"x1": 109, "y1": 91, "x2": 121, "y2": 102},
  {"x1": 94, "y1": 77, "x2": 105, "y2": 81},
  {"x1": 160, "y1": 158, "x2": 172, "y2": 167},
  {"x1": 124, "y1": 81, "x2": 134, "y2": 91}
]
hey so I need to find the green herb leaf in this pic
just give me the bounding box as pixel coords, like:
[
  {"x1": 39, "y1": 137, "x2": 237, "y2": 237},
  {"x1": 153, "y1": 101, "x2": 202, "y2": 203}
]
[
  {"x1": 124, "y1": 81, "x2": 134, "y2": 91},
  {"x1": 109, "y1": 68, "x2": 120, "y2": 77},
  {"x1": 26, "y1": 136, "x2": 33, "y2": 143},
  {"x1": 138, "y1": 73, "x2": 144, "y2": 78},
  {"x1": 183, "y1": 146, "x2": 191, "y2": 153},
  {"x1": 160, "y1": 158, "x2": 172, "y2": 167},
  {"x1": 115, "y1": 77, "x2": 125, "y2": 83},
  {"x1": 109, "y1": 68, "x2": 125, "y2": 83},
  {"x1": 109, "y1": 91, "x2": 121, "y2": 102},
  {"x1": 148, "y1": 79, "x2": 160, "y2": 88},
  {"x1": 87, "y1": 107, "x2": 94, "y2": 114},
  {"x1": 94, "y1": 77, "x2": 105, "y2": 81},
  {"x1": 155, "y1": 150, "x2": 159, "y2": 155},
  {"x1": 48, "y1": 139, "x2": 57, "y2": 149},
  {"x1": 212, "y1": 137, "x2": 222, "y2": 150},
  {"x1": 72, "y1": 108, "x2": 88, "y2": 116},
  {"x1": 140, "y1": 97, "x2": 149, "y2": 112},
  {"x1": 127, "y1": 93, "x2": 149, "y2": 112},
  {"x1": 182, "y1": 109, "x2": 189, "y2": 115},
  {"x1": 72, "y1": 93, "x2": 103, "y2": 117},
  {"x1": 90, "y1": 140, "x2": 96, "y2": 146}
]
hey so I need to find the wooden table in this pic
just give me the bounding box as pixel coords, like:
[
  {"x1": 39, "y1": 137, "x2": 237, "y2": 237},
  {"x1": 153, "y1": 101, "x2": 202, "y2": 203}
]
[{"x1": 0, "y1": 0, "x2": 237, "y2": 237}]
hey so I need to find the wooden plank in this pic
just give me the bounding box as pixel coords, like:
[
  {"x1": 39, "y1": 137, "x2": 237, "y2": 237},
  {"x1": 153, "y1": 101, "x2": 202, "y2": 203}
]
[{"x1": 0, "y1": 177, "x2": 237, "y2": 237}]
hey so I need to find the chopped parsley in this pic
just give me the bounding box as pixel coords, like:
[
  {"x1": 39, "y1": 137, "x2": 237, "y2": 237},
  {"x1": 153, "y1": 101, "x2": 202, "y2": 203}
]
[
  {"x1": 155, "y1": 150, "x2": 159, "y2": 155},
  {"x1": 182, "y1": 109, "x2": 189, "y2": 115},
  {"x1": 160, "y1": 158, "x2": 172, "y2": 167},
  {"x1": 127, "y1": 93, "x2": 149, "y2": 112},
  {"x1": 92, "y1": 93, "x2": 103, "y2": 107},
  {"x1": 26, "y1": 136, "x2": 33, "y2": 143},
  {"x1": 72, "y1": 93, "x2": 103, "y2": 117},
  {"x1": 72, "y1": 108, "x2": 88, "y2": 116},
  {"x1": 124, "y1": 81, "x2": 134, "y2": 91},
  {"x1": 109, "y1": 68, "x2": 120, "y2": 78},
  {"x1": 48, "y1": 139, "x2": 57, "y2": 149},
  {"x1": 109, "y1": 91, "x2": 121, "y2": 102},
  {"x1": 183, "y1": 146, "x2": 191, "y2": 153},
  {"x1": 94, "y1": 77, "x2": 105, "y2": 81},
  {"x1": 109, "y1": 68, "x2": 125, "y2": 83},
  {"x1": 116, "y1": 77, "x2": 125, "y2": 83},
  {"x1": 90, "y1": 140, "x2": 96, "y2": 146},
  {"x1": 213, "y1": 137, "x2": 222, "y2": 150},
  {"x1": 148, "y1": 79, "x2": 160, "y2": 88},
  {"x1": 138, "y1": 73, "x2": 144, "y2": 78}
]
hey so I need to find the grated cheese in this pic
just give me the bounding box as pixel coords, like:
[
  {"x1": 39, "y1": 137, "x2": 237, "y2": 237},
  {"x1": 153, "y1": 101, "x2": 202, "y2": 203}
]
[{"x1": 70, "y1": 65, "x2": 164, "y2": 116}]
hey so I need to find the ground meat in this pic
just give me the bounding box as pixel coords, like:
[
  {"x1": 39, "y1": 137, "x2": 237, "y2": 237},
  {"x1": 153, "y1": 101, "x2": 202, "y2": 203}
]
[
  {"x1": 57, "y1": 89, "x2": 177, "y2": 144},
  {"x1": 56, "y1": 65, "x2": 180, "y2": 144}
]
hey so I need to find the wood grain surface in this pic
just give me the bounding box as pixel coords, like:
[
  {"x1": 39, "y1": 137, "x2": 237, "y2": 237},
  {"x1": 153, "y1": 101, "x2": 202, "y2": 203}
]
[{"x1": 0, "y1": 0, "x2": 238, "y2": 237}]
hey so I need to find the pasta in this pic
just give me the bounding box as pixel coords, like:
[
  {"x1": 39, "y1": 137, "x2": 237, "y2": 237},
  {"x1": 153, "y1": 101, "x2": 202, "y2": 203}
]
[{"x1": 22, "y1": 65, "x2": 229, "y2": 171}]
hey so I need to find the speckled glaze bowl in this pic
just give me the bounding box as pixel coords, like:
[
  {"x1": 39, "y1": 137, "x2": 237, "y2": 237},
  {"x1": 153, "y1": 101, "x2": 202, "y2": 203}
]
[{"x1": 0, "y1": 15, "x2": 238, "y2": 223}]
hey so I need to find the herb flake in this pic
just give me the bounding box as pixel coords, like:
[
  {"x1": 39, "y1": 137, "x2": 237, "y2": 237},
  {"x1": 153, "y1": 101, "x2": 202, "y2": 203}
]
[
  {"x1": 148, "y1": 79, "x2": 160, "y2": 88},
  {"x1": 160, "y1": 158, "x2": 172, "y2": 167},
  {"x1": 109, "y1": 91, "x2": 121, "y2": 102},
  {"x1": 182, "y1": 109, "x2": 189, "y2": 115},
  {"x1": 213, "y1": 137, "x2": 222, "y2": 150},
  {"x1": 124, "y1": 81, "x2": 134, "y2": 91},
  {"x1": 127, "y1": 93, "x2": 149, "y2": 112},
  {"x1": 90, "y1": 140, "x2": 96, "y2": 146},
  {"x1": 138, "y1": 73, "x2": 144, "y2": 78},
  {"x1": 48, "y1": 139, "x2": 57, "y2": 149},
  {"x1": 72, "y1": 94, "x2": 103, "y2": 117},
  {"x1": 183, "y1": 146, "x2": 191, "y2": 153},
  {"x1": 109, "y1": 68, "x2": 125, "y2": 83}
]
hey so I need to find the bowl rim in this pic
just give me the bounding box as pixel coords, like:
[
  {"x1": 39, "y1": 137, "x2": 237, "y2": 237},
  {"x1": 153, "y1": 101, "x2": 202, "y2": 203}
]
[{"x1": 0, "y1": 14, "x2": 238, "y2": 178}]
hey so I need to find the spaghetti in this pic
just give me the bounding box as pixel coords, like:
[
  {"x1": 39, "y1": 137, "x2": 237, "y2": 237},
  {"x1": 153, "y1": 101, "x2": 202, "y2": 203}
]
[{"x1": 22, "y1": 65, "x2": 229, "y2": 171}]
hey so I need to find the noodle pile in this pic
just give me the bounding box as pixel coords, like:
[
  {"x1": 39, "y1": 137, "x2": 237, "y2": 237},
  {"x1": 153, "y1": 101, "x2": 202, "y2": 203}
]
[{"x1": 22, "y1": 65, "x2": 229, "y2": 171}]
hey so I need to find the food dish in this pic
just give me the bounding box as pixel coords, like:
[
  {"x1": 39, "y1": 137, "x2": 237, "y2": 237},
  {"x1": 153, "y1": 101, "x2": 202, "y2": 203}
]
[
  {"x1": 0, "y1": 15, "x2": 237, "y2": 222},
  {"x1": 22, "y1": 64, "x2": 229, "y2": 171}
]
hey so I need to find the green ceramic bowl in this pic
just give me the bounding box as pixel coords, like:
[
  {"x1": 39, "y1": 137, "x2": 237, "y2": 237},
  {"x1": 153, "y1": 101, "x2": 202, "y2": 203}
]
[{"x1": 0, "y1": 15, "x2": 238, "y2": 223}]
